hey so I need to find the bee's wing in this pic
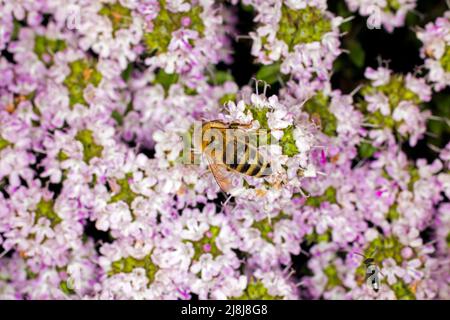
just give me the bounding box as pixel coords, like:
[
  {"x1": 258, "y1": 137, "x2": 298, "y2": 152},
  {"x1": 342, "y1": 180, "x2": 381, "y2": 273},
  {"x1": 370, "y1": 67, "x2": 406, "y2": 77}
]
[{"x1": 205, "y1": 155, "x2": 232, "y2": 193}]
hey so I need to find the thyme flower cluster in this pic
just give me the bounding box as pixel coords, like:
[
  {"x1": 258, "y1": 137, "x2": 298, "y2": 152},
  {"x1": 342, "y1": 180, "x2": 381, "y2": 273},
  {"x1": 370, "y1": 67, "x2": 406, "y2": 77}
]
[{"x1": 0, "y1": 0, "x2": 448, "y2": 300}]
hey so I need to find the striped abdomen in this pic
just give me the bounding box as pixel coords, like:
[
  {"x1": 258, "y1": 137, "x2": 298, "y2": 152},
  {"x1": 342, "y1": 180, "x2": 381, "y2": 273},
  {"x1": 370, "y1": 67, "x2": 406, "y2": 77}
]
[{"x1": 223, "y1": 135, "x2": 271, "y2": 177}]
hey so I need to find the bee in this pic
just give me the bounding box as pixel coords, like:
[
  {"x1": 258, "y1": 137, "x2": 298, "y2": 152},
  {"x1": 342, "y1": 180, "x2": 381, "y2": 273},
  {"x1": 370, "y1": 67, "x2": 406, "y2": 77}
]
[
  {"x1": 354, "y1": 249, "x2": 382, "y2": 293},
  {"x1": 193, "y1": 120, "x2": 272, "y2": 192}
]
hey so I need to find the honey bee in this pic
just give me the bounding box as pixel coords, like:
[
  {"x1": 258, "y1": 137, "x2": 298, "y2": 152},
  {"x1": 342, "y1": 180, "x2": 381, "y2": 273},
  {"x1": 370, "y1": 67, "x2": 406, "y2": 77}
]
[{"x1": 193, "y1": 120, "x2": 272, "y2": 192}]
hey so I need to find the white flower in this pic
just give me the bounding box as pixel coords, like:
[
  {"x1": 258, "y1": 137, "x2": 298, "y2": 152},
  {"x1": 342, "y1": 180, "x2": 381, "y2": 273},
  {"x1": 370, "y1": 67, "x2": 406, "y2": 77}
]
[
  {"x1": 364, "y1": 67, "x2": 391, "y2": 86},
  {"x1": 366, "y1": 92, "x2": 390, "y2": 116},
  {"x1": 225, "y1": 100, "x2": 253, "y2": 123},
  {"x1": 293, "y1": 127, "x2": 314, "y2": 153},
  {"x1": 382, "y1": 258, "x2": 406, "y2": 285},
  {"x1": 267, "y1": 105, "x2": 292, "y2": 130}
]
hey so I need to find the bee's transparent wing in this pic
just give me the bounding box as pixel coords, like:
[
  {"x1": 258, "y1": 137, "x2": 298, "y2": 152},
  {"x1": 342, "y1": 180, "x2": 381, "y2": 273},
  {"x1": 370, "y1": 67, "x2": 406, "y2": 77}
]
[{"x1": 205, "y1": 155, "x2": 232, "y2": 193}]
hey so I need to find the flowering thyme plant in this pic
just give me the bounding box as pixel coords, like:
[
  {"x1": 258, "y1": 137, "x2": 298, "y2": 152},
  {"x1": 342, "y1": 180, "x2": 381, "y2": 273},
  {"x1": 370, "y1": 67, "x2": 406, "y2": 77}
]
[{"x1": 0, "y1": 0, "x2": 449, "y2": 300}]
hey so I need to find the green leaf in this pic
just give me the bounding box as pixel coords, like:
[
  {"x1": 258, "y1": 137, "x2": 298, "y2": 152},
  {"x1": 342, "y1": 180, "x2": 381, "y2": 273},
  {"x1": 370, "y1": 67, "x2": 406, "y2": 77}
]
[
  {"x1": 98, "y1": 2, "x2": 132, "y2": 34},
  {"x1": 75, "y1": 129, "x2": 104, "y2": 163},
  {"x1": 348, "y1": 40, "x2": 365, "y2": 68},
  {"x1": 35, "y1": 199, "x2": 62, "y2": 227},
  {"x1": 209, "y1": 70, "x2": 234, "y2": 85},
  {"x1": 256, "y1": 63, "x2": 281, "y2": 85},
  {"x1": 280, "y1": 125, "x2": 299, "y2": 157},
  {"x1": 109, "y1": 173, "x2": 138, "y2": 206},
  {"x1": 111, "y1": 110, "x2": 124, "y2": 126},
  {"x1": 143, "y1": 0, "x2": 204, "y2": 54},
  {"x1": 0, "y1": 138, "x2": 11, "y2": 151},
  {"x1": 121, "y1": 64, "x2": 134, "y2": 81},
  {"x1": 154, "y1": 69, "x2": 179, "y2": 94},
  {"x1": 305, "y1": 187, "x2": 337, "y2": 207},
  {"x1": 358, "y1": 142, "x2": 377, "y2": 159}
]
